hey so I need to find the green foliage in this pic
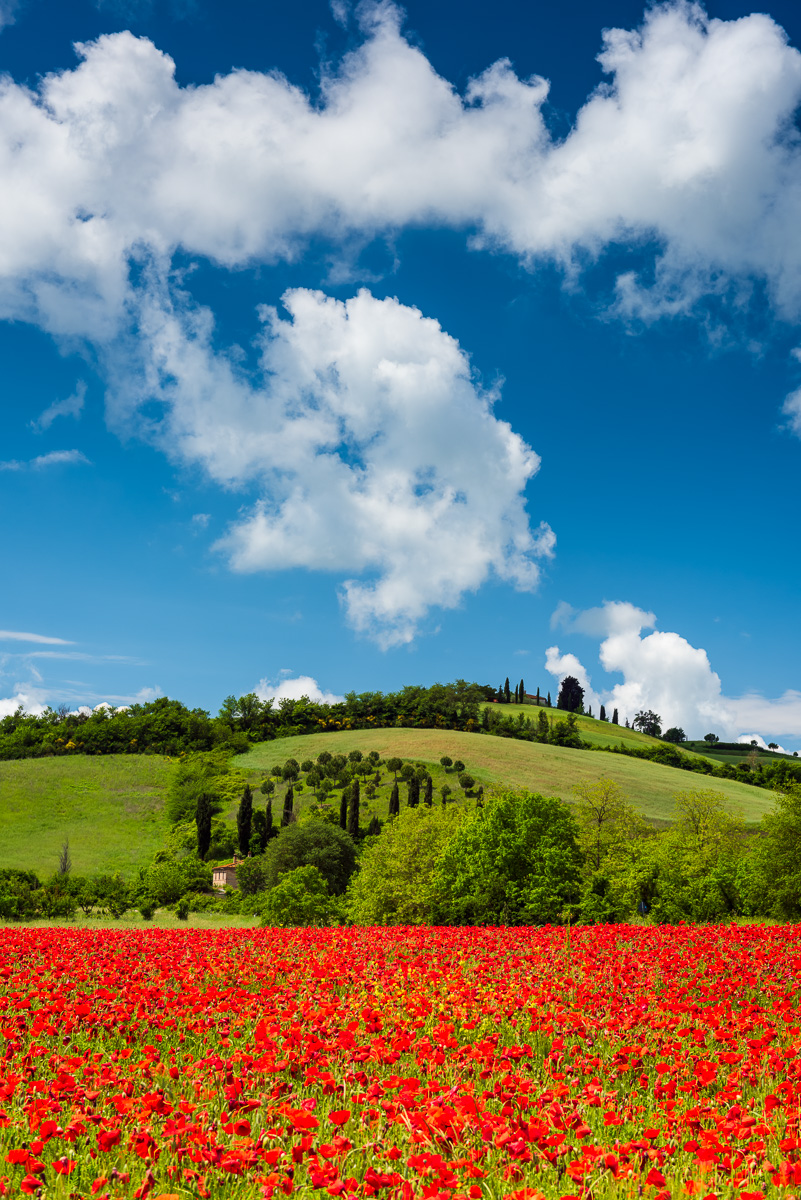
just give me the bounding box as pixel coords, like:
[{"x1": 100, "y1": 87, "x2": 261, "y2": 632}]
[
  {"x1": 663, "y1": 727, "x2": 687, "y2": 744},
  {"x1": 145, "y1": 854, "x2": 212, "y2": 905},
  {"x1": 649, "y1": 790, "x2": 747, "y2": 923},
  {"x1": 344, "y1": 807, "x2": 463, "y2": 926},
  {"x1": 175, "y1": 895, "x2": 190, "y2": 921},
  {"x1": 263, "y1": 821, "x2": 356, "y2": 895},
  {"x1": 235, "y1": 855, "x2": 270, "y2": 896},
  {"x1": 557, "y1": 675, "x2": 584, "y2": 713},
  {"x1": 195, "y1": 791, "x2": 213, "y2": 859},
  {"x1": 237, "y1": 783, "x2": 253, "y2": 855},
  {"x1": 348, "y1": 778, "x2": 360, "y2": 838},
  {"x1": 260, "y1": 865, "x2": 340, "y2": 928},
  {"x1": 634, "y1": 710, "x2": 663, "y2": 738},
  {"x1": 754, "y1": 783, "x2": 801, "y2": 918},
  {"x1": 437, "y1": 790, "x2": 583, "y2": 925},
  {"x1": 550, "y1": 712, "x2": 583, "y2": 748}
]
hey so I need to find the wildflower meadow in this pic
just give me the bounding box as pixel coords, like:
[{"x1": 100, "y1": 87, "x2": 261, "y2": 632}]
[{"x1": 1, "y1": 924, "x2": 800, "y2": 1200}]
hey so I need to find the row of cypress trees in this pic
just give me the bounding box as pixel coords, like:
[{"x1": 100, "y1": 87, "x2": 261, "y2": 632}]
[{"x1": 496, "y1": 676, "x2": 552, "y2": 706}]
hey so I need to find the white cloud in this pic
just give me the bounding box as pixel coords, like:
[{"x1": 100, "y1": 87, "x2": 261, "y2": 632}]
[
  {"x1": 0, "y1": 450, "x2": 90, "y2": 471},
  {"x1": 0, "y1": 629, "x2": 73, "y2": 644},
  {"x1": 0, "y1": 0, "x2": 21, "y2": 33},
  {"x1": 31, "y1": 381, "x2": 86, "y2": 432},
  {"x1": 110, "y1": 285, "x2": 551, "y2": 646},
  {"x1": 0, "y1": 4, "x2": 800, "y2": 345},
  {"x1": 738, "y1": 733, "x2": 791, "y2": 755},
  {"x1": 0, "y1": 691, "x2": 47, "y2": 718},
  {"x1": 255, "y1": 674, "x2": 345, "y2": 705},
  {"x1": 548, "y1": 599, "x2": 801, "y2": 744},
  {"x1": 544, "y1": 646, "x2": 600, "y2": 713}
]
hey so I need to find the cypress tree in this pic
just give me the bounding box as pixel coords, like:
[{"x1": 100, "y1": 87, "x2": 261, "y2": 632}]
[
  {"x1": 624, "y1": 717, "x2": 630, "y2": 728},
  {"x1": 612, "y1": 708, "x2": 619, "y2": 725},
  {"x1": 537, "y1": 708, "x2": 549, "y2": 742},
  {"x1": 367, "y1": 815, "x2": 381, "y2": 836},
  {"x1": 514, "y1": 684, "x2": 519, "y2": 703},
  {"x1": 423, "y1": 775, "x2": 433, "y2": 806},
  {"x1": 504, "y1": 677, "x2": 511, "y2": 703},
  {"x1": 195, "y1": 791, "x2": 213, "y2": 860},
  {"x1": 265, "y1": 797, "x2": 278, "y2": 839},
  {"x1": 587, "y1": 705, "x2": 593, "y2": 718},
  {"x1": 389, "y1": 781, "x2": 400, "y2": 816},
  {"x1": 519, "y1": 678, "x2": 525, "y2": 702},
  {"x1": 339, "y1": 789, "x2": 348, "y2": 830},
  {"x1": 476, "y1": 785, "x2": 484, "y2": 807},
  {"x1": 599, "y1": 704, "x2": 607, "y2": 722},
  {"x1": 237, "y1": 783, "x2": 253, "y2": 855},
  {"x1": 536, "y1": 686, "x2": 540, "y2": 704},
  {"x1": 282, "y1": 785, "x2": 294, "y2": 828},
  {"x1": 348, "y1": 778, "x2": 360, "y2": 839},
  {"x1": 547, "y1": 691, "x2": 552, "y2": 707},
  {"x1": 407, "y1": 775, "x2": 420, "y2": 807}
]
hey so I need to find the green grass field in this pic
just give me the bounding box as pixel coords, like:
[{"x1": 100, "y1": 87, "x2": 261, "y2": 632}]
[
  {"x1": 237, "y1": 728, "x2": 777, "y2": 825},
  {"x1": 0, "y1": 755, "x2": 176, "y2": 879},
  {"x1": 486, "y1": 704, "x2": 719, "y2": 759}
]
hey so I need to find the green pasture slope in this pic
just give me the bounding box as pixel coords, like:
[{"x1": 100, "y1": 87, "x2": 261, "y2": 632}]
[
  {"x1": 237, "y1": 727, "x2": 777, "y2": 826},
  {"x1": 0, "y1": 755, "x2": 175, "y2": 880}
]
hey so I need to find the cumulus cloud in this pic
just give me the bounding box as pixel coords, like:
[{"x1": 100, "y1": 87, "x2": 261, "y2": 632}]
[
  {"x1": 738, "y1": 733, "x2": 792, "y2": 755},
  {"x1": 548, "y1": 600, "x2": 801, "y2": 744},
  {"x1": 31, "y1": 381, "x2": 86, "y2": 432},
  {"x1": 544, "y1": 645, "x2": 600, "y2": 713},
  {"x1": 255, "y1": 674, "x2": 345, "y2": 705},
  {"x1": 1, "y1": 3, "x2": 801, "y2": 344},
  {"x1": 0, "y1": 691, "x2": 47, "y2": 718},
  {"x1": 111, "y1": 285, "x2": 551, "y2": 646},
  {"x1": 0, "y1": 450, "x2": 90, "y2": 471}
]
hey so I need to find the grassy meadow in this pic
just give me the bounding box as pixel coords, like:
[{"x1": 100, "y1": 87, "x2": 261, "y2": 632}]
[
  {"x1": 237, "y1": 726, "x2": 777, "y2": 825},
  {"x1": 0, "y1": 754, "x2": 175, "y2": 879}
]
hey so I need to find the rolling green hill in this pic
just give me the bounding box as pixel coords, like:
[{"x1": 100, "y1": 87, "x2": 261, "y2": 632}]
[
  {"x1": 237, "y1": 727, "x2": 776, "y2": 825},
  {"x1": 0, "y1": 755, "x2": 175, "y2": 879}
]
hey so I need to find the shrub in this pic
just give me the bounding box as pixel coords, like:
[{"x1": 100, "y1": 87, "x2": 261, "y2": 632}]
[
  {"x1": 264, "y1": 821, "x2": 356, "y2": 895},
  {"x1": 175, "y1": 896, "x2": 190, "y2": 921},
  {"x1": 260, "y1": 865, "x2": 340, "y2": 928}
]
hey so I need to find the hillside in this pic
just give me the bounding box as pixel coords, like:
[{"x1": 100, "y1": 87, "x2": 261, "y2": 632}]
[
  {"x1": 0, "y1": 755, "x2": 175, "y2": 880},
  {"x1": 485, "y1": 703, "x2": 720, "y2": 760},
  {"x1": 237, "y1": 728, "x2": 776, "y2": 825}
]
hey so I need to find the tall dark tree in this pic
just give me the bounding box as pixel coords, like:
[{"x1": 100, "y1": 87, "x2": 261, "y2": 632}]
[
  {"x1": 599, "y1": 703, "x2": 607, "y2": 722},
  {"x1": 339, "y1": 789, "x2": 348, "y2": 830},
  {"x1": 282, "y1": 785, "x2": 294, "y2": 828},
  {"x1": 612, "y1": 708, "x2": 619, "y2": 725},
  {"x1": 196, "y1": 792, "x2": 212, "y2": 859},
  {"x1": 557, "y1": 675, "x2": 585, "y2": 713},
  {"x1": 514, "y1": 684, "x2": 519, "y2": 703},
  {"x1": 537, "y1": 708, "x2": 550, "y2": 742},
  {"x1": 504, "y1": 677, "x2": 511, "y2": 703},
  {"x1": 547, "y1": 691, "x2": 552, "y2": 707},
  {"x1": 536, "y1": 686, "x2": 541, "y2": 705},
  {"x1": 423, "y1": 775, "x2": 433, "y2": 807},
  {"x1": 367, "y1": 816, "x2": 381, "y2": 836},
  {"x1": 347, "y1": 778, "x2": 360, "y2": 839},
  {"x1": 407, "y1": 774, "x2": 420, "y2": 807},
  {"x1": 519, "y1": 678, "x2": 525, "y2": 702},
  {"x1": 237, "y1": 783, "x2": 253, "y2": 855},
  {"x1": 251, "y1": 810, "x2": 267, "y2": 854},
  {"x1": 388, "y1": 782, "x2": 400, "y2": 816},
  {"x1": 265, "y1": 797, "x2": 278, "y2": 840}
]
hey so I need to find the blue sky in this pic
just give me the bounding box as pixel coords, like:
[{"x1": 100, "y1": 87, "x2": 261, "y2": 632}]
[{"x1": 1, "y1": 0, "x2": 801, "y2": 748}]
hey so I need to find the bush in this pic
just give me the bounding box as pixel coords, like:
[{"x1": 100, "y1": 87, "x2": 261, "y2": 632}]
[
  {"x1": 263, "y1": 822, "x2": 356, "y2": 895},
  {"x1": 437, "y1": 790, "x2": 582, "y2": 925},
  {"x1": 175, "y1": 896, "x2": 190, "y2": 921},
  {"x1": 145, "y1": 855, "x2": 212, "y2": 905},
  {"x1": 237, "y1": 855, "x2": 270, "y2": 895},
  {"x1": 260, "y1": 865, "x2": 340, "y2": 928}
]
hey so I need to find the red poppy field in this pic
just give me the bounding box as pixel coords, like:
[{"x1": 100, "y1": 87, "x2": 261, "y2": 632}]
[{"x1": 1, "y1": 925, "x2": 800, "y2": 1200}]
